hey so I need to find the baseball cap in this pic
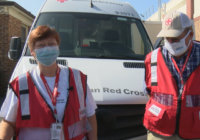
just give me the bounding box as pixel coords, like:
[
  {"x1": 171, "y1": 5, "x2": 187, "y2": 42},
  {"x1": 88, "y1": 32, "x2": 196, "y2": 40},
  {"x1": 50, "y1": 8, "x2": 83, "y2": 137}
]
[{"x1": 157, "y1": 11, "x2": 191, "y2": 37}]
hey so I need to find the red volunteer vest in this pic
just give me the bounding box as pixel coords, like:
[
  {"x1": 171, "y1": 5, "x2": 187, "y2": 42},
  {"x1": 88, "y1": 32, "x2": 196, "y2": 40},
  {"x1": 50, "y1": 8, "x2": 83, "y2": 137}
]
[
  {"x1": 10, "y1": 67, "x2": 88, "y2": 140},
  {"x1": 143, "y1": 42, "x2": 200, "y2": 139}
]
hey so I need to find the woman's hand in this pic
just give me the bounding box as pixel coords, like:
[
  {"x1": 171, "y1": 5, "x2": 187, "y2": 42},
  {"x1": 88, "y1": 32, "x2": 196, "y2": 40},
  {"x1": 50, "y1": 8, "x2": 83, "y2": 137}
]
[
  {"x1": 0, "y1": 119, "x2": 16, "y2": 140},
  {"x1": 86, "y1": 114, "x2": 97, "y2": 140}
]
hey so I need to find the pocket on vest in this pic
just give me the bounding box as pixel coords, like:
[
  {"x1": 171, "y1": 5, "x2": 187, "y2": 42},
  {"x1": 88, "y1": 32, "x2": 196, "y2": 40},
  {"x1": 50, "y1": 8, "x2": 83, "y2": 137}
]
[
  {"x1": 144, "y1": 98, "x2": 176, "y2": 134},
  {"x1": 146, "y1": 102, "x2": 166, "y2": 127}
]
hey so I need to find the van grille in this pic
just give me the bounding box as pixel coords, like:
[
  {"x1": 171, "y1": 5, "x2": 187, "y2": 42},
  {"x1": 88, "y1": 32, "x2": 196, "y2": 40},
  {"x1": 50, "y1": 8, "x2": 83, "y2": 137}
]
[
  {"x1": 97, "y1": 104, "x2": 146, "y2": 140},
  {"x1": 123, "y1": 62, "x2": 144, "y2": 68},
  {"x1": 29, "y1": 59, "x2": 67, "y2": 66}
]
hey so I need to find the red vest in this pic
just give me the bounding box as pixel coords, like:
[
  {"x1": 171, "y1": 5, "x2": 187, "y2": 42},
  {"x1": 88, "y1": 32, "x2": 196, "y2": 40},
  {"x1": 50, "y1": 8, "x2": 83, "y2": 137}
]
[
  {"x1": 143, "y1": 43, "x2": 200, "y2": 139},
  {"x1": 10, "y1": 67, "x2": 88, "y2": 140}
]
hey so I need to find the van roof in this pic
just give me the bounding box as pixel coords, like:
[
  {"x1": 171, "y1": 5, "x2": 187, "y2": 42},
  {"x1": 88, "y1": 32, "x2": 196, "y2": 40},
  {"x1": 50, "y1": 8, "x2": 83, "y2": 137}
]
[{"x1": 40, "y1": 0, "x2": 140, "y2": 19}]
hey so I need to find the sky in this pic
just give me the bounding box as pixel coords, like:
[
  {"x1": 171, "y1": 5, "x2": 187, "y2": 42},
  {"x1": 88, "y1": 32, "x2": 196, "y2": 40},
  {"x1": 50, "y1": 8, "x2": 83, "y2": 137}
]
[{"x1": 7, "y1": 0, "x2": 170, "y2": 19}]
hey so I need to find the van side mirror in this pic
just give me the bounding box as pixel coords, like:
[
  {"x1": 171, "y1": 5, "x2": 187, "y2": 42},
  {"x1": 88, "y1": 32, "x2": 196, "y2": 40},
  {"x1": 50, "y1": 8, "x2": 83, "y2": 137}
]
[{"x1": 8, "y1": 37, "x2": 23, "y2": 60}]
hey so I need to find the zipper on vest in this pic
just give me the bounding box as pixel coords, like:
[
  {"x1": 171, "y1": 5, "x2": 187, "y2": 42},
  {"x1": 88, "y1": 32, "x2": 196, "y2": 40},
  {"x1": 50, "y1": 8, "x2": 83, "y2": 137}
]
[
  {"x1": 176, "y1": 42, "x2": 200, "y2": 139},
  {"x1": 175, "y1": 89, "x2": 182, "y2": 135},
  {"x1": 161, "y1": 46, "x2": 200, "y2": 137},
  {"x1": 160, "y1": 49, "x2": 180, "y2": 135},
  {"x1": 176, "y1": 62, "x2": 200, "y2": 138}
]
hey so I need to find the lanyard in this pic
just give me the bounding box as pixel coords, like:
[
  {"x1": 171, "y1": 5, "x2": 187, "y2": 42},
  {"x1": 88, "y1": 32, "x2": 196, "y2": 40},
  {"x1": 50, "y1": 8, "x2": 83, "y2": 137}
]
[
  {"x1": 40, "y1": 65, "x2": 60, "y2": 116},
  {"x1": 171, "y1": 42, "x2": 193, "y2": 85}
]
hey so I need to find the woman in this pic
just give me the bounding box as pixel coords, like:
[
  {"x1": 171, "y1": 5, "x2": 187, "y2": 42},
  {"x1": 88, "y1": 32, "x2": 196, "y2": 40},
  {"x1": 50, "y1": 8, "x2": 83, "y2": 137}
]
[{"x1": 0, "y1": 25, "x2": 97, "y2": 140}]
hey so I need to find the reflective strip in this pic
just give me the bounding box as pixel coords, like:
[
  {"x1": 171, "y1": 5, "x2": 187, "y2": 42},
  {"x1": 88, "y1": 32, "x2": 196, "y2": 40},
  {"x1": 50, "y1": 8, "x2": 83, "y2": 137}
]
[
  {"x1": 68, "y1": 69, "x2": 86, "y2": 139},
  {"x1": 19, "y1": 73, "x2": 28, "y2": 91},
  {"x1": 68, "y1": 119, "x2": 85, "y2": 139},
  {"x1": 18, "y1": 73, "x2": 30, "y2": 120},
  {"x1": 186, "y1": 95, "x2": 200, "y2": 107},
  {"x1": 151, "y1": 48, "x2": 159, "y2": 86},
  {"x1": 199, "y1": 111, "x2": 200, "y2": 120},
  {"x1": 152, "y1": 92, "x2": 173, "y2": 106},
  {"x1": 72, "y1": 69, "x2": 84, "y2": 108},
  {"x1": 82, "y1": 136, "x2": 87, "y2": 140}
]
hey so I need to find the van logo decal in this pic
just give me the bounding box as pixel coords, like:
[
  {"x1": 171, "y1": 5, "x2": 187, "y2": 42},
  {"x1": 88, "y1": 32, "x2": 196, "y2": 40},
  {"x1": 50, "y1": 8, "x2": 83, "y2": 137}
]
[
  {"x1": 57, "y1": 0, "x2": 68, "y2": 3},
  {"x1": 90, "y1": 88, "x2": 147, "y2": 97}
]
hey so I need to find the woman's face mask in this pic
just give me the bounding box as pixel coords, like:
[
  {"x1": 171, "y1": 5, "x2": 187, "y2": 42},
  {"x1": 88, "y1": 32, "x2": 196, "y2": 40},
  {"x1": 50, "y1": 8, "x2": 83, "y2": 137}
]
[
  {"x1": 164, "y1": 30, "x2": 191, "y2": 56},
  {"x1": 34, "y1": 46, "x2": 60, "y2": 66}
]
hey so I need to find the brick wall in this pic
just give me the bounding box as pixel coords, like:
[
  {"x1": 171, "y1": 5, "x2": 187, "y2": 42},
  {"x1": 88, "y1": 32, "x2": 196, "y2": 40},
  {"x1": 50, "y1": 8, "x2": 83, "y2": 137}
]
[
  {"x1": 0, "y1": 14, "x2": 21, "y2": 97},
  {"x1": 194, "y1": 16, "x2": 200, "y2": 41}
]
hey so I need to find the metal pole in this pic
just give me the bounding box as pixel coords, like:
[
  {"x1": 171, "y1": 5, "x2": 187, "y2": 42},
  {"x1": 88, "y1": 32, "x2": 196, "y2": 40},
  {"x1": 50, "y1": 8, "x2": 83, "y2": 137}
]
[
  {"x1": 158, "y1": 0, "x2": 161, "y2": 21},
  {"x1": 162, "y1": 3, "x2": 166, "y2": 19}
]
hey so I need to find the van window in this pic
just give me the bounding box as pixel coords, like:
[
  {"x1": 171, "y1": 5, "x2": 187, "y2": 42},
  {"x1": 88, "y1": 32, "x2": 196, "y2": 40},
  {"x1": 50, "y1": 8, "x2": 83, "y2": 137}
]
[{"x1": 25, "y1": 13, "x2": 152, "y2": 60}]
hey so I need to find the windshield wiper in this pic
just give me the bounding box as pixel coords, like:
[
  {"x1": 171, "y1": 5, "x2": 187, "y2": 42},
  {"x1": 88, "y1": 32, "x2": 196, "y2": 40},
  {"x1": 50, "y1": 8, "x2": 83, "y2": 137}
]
[
  {"x1": 96, "y1": 55, "x2": 142, "y2": 60},
  {"x1": 96, "y1": 55, "x2": 127, "y2": 59},
  {"x1": 59, "y1": 55, "x2": 143, "y2": 60}
]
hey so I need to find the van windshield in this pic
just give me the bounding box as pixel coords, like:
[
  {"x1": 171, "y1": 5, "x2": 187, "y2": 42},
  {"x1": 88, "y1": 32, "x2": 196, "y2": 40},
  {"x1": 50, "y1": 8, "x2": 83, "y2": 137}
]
[{"x1": 25, "y1": 13, "x2": 152, "y2": 60}]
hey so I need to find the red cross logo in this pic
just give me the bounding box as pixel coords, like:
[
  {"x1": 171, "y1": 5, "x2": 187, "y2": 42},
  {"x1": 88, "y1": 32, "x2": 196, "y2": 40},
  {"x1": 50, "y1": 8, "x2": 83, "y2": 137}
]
[
  {"x1": 57, "y1": 0, "x2": 68, "y2": 3},
  {"x1": 56, "y1": 92, "x2": 61, "y2": 98},
  {"x1": 165, "y1": 18, "x2": 172, "y2": 26}
]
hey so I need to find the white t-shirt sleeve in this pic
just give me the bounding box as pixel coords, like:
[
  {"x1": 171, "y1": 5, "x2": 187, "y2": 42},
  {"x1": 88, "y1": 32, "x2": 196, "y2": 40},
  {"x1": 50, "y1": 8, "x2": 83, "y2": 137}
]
[
  {"x1": 0, "y1": 88, "x2": 18, "y2": 122},
  {"x1": 86, "y1": 85, "x2": 97, "y2": 117}
]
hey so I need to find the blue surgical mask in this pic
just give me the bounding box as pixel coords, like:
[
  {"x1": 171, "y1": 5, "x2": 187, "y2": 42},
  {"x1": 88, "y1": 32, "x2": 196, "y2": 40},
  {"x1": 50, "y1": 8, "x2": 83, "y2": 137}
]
[{"x1": 35, "y1": 46, "x2": 60, "y2": 66}]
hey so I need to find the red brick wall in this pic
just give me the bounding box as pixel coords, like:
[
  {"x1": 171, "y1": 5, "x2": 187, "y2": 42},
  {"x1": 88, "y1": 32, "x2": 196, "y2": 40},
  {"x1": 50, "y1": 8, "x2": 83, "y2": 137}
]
[
  {"x1": 194, "y1": 16, "x2": 200, "y2": 41},
  {"x1": 0, "y1": 14, "x2": 21, "y2": 97}
]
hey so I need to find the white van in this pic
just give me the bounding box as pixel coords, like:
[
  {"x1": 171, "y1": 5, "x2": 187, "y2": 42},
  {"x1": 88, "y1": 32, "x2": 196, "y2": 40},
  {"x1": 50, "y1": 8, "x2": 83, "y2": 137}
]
[{"x1": 8, "y1": 0, "x2": 153, "y2": 139}]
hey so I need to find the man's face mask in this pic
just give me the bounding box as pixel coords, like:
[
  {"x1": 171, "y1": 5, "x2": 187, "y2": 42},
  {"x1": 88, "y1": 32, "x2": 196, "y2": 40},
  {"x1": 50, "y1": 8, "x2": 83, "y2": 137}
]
[
  {"x1": 164, "y1": 30, "x2": 191, "y2": 56},
  {"x1": 34, "y1": 46, "x2": 60, "y2": 66}
]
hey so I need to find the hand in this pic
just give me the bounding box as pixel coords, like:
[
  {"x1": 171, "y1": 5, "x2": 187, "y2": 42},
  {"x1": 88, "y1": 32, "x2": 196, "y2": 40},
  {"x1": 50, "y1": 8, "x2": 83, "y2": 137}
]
[
  {"x1": 86, "y1": 114, "x2": 97, "y2": 140},
  {"x1": 0, "y1": 119, "x2": 16, "y2": 140}
]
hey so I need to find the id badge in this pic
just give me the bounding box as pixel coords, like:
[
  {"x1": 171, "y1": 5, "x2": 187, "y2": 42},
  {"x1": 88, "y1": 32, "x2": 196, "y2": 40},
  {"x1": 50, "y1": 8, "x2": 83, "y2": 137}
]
[{"x1": 51, "y1": 123, "x2": 65, "y2": 140}]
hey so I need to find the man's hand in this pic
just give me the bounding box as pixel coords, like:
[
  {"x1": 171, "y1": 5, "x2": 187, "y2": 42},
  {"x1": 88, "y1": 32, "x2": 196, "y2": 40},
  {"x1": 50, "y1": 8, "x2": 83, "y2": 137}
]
[
  {"x1": 0, "y1": 119, "x2": 16, "y2": 140},
  {"x1": 86, "y1": 114, "x2": 97, "y2": 140}
]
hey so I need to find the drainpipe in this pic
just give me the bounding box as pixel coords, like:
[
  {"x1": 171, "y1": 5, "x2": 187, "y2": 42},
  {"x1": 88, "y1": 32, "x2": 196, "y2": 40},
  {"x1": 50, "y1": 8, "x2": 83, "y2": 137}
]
[
  {"x1": 186, "y1": 0, "x2": 194, "y2": 19},
  {"x1": 158, "y1": 0, "x2": 161, "y2": 21},
  {"x1": 162, "y1": 3, "x2": 166, "y2": 20}
]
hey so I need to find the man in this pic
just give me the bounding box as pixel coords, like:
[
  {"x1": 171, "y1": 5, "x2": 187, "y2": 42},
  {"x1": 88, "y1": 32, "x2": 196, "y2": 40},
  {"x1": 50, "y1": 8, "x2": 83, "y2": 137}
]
[
  {"x1": 0, "y1": 25, "x2": 97, "y2": 140},
  {"x1": 143, "y1": 11, "x2": 200, "y2": 140}
]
